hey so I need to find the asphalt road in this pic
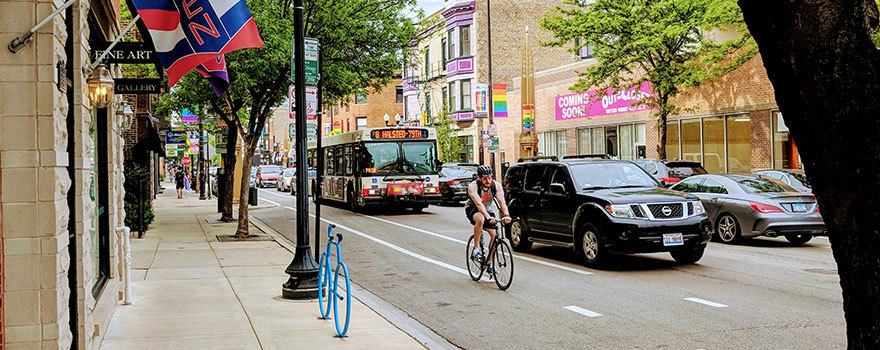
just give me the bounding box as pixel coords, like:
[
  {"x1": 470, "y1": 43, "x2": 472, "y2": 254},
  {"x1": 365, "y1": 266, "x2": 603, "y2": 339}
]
[{"x1": 251, "y1": 187, "x2": 845, "y2": 349}]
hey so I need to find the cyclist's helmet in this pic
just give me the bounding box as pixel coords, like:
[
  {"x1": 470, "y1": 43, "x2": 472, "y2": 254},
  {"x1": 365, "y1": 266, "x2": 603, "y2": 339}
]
[{"x1": 477, "y1": 165, "x2": 493, "y2": 178}]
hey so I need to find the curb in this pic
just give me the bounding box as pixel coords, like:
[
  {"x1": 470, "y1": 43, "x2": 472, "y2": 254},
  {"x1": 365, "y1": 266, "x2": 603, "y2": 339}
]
[{"x1": 249, "y1": 216, "x2": 460, "y2": 350}]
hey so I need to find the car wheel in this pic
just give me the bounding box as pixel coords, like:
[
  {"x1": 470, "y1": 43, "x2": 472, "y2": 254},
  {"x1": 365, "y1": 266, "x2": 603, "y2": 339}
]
[
  {"x1": 509, "y1": 219, "x2": 532, "y2": 252},
  {"x1": 577, "y1": 223, "x2": 606, "y2": 267},
  {"x1": 715, "y1": 214, "x2": 741, "y2": 244},
  {"x1": 670, "y1": 246, "x2": 705, "y2": 264},
  {"x1": 784, "y1": 233, "x2": 813, "y2": 246}
]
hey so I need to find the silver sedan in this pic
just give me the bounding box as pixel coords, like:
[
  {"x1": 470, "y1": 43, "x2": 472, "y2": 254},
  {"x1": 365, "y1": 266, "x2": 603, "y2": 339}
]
[
  {"x1": 670, "y1": 174, "x2": 826, "y2": 245},
  {"x1": 276, "y1": 169, "x2": 295, "y2": 192}
]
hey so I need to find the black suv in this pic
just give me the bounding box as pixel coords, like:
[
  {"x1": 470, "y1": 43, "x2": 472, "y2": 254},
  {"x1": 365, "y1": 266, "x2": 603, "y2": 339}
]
[{"x1": 503, "y1": 158, "x2": 713, "y2": 266}]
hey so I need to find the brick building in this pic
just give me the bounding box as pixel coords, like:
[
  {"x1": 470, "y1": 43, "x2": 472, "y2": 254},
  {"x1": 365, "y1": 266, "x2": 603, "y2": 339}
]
[
  {"x1": 323, "y1": 78, "x2": 405, "y2": 134},
  {"x1": 1, "y1": 0, "x2": 130, "y2": 349},
  {"x1": 496, "y1": 54, "x2": 800, "y2": 173},
  {"x1": 405, "y1": 0, "x2": 582, "y2": 165}
]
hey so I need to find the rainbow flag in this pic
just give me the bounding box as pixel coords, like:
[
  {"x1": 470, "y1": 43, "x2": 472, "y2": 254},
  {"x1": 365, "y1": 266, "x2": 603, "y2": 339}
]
[{"x1": 493, "y1": 84, "x2": 508, "y2": 117}]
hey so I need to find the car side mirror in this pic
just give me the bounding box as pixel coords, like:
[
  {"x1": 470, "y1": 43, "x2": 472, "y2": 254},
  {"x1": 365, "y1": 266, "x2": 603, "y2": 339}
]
[{"x1": 550, "y1": 183, "x2": 566, "y2": 194}]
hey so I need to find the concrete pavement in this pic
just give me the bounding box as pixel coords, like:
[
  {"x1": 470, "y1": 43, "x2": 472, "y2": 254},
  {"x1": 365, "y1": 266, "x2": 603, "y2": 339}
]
[{"x1": 100, "y1": 185, "x2": 425, "y2": 349}]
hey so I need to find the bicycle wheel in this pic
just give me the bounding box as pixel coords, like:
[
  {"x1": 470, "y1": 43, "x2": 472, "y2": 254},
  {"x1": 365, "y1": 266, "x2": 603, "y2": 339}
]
[
  {"x1": 317, "y1": 251, "x2": 332, "y2": 319},
  {"x1": 466, "y1": 236, "x2": 484, "y2": 281},
  {"x1": 493, "y1": 239, "x2": 514, "y2": 290},
  {"x1": 332, "y1": 261, "x2": 351, "y2": 337}
]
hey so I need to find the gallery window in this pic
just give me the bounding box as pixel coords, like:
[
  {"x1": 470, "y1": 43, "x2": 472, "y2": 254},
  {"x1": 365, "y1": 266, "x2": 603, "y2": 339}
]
[{"x1": 665, "y1": 114, "x2": 752, "y2": 172}]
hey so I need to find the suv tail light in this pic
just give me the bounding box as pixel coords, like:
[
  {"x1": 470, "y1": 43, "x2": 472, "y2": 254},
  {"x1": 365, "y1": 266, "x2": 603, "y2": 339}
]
[
  {"x1": 659, "y1": 177, "x2": 681, "y2": 183},
  {"x1": 750, "y1": 201, "x2": 784, "y2": 213}
]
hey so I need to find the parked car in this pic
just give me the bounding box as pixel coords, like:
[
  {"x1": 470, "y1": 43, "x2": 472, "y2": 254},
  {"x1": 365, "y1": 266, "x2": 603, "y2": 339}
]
[
  {"x1": 438, "y1": 165, "x2": 478, "y2": 205},
  {"x1": 632, "y1": 159, "x2": 709, "y2": 187},
  {"x1": 255, "y1": 165, "x2": 282, "y2": 188},
  {"x1": 670, "y1": 174, "x2": 825, "y2": 245},
  {"x1": 752, "y1": 169, "x2": 811, "y2": 193},
  {"x1": 504, "y1": 159, "x2": 713, "y2": 267},
  {"x1": 277, "y1": 168, "x2": 296, "y2": 192}
]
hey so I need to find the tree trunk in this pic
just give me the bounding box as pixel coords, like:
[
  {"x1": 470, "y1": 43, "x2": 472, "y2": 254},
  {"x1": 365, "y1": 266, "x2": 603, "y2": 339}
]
[
  {"x1": 739, "y1": 0, "x2": 880, "y2": 347},
  {"x1": 220, "y1": 125, "x2": 238, "y2": 222},
  {"x1": 656, "y1": 116, "x2": 668, "y2": 160},
  {"x1": 235, "y1": 135, "x2": 257, "y2": 237}
]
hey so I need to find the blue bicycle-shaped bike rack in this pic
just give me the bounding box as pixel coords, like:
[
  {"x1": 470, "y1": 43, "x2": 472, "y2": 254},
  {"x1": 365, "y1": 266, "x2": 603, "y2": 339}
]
[{"x1": 318, "y1": 224, "x2": 351, "y2": 338}]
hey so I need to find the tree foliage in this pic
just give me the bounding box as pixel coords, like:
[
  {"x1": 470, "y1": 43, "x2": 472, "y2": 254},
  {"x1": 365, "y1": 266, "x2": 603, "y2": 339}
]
[
  {"x1": 540, "y1": 0, "x2": 757, "y2": 159},
  {"x1": 434, "y1": 106, "x2": 463, "y2": 163},
  {"x1": 155, "y1": 0, "x2": 417, "y2": 236}
]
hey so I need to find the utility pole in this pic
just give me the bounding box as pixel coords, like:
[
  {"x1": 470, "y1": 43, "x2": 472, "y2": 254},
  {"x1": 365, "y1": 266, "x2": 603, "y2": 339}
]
[
  {"x1": 199, "y1": 115, "x2": 206, "y2": 200},
  {"x1": 486, "y1": 0, "x2": 496, "y2": 177},
  {"x1": 282, "y1": 0, "x2": 319, "y2": 299},
  {"x1": 314, "y1": 48, "x2": 323, "y2": 264}
]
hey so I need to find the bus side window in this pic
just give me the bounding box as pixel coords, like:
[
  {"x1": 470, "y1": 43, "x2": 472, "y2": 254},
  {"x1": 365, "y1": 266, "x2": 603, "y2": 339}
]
[
  {"x1": 326, "y1": 148, "x2": 335, "y2": 175},
  {"x1": 344, "y1": 146, "x2": 353, "y2": 176},
  {"x1": 335, "y1": 146, "x2": 344, "y2": 176}
]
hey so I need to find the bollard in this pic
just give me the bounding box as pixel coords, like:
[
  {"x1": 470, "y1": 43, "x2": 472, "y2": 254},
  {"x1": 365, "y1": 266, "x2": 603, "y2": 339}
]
[{"x1": 249, "y1": 186, "x2": 258, "y2": 206}]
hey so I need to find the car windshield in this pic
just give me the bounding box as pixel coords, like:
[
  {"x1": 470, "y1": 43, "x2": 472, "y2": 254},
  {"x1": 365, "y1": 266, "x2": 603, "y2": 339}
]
[
  {"x1": 362, "y1": 141, "x2": 438, "y2": 174},
  {"x1": 569, "y1": 162, "x2": 660, "y2": 189},
  {"x1": 667, "y1": 164, "x2": 708, "y2": 177},
  {"x1": 283, "y1": 169, "x2": 295, "y2": 176},
  {"x1": 790, "y1": 172, "x2": 810, "y2": 187},
  {"x1": 261, "y1": 166, "x2": 282, "y2": 174},
  {"x1": 738, "y1": 177, "x2": 797, "y2": 193},
  {"x1": 441, "y1": 168, "x2": 475, "y2": 178}
]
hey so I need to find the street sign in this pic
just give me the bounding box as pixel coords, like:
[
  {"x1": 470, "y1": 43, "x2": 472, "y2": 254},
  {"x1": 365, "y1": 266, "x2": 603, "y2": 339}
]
[
  {"x1": 166, "y1": 144, "x2": 178, "y2": 158},
  {"x1": 216, "y1": 129, "x2": 228, "y2": 153},
  {"x1": 291, "y1": 37, "x2": 319, "y2": 85},
  {"x1": 166, "y1": 131, "x2": 186, "y2": 144},
  {"x1": 307, "y1": 124, "x2": 317, "y2": 140},
  {"x1": 488, "y1": 123, "x2": 498, "y2": 137},
  {"x1": 289, "y1": 85, "x2": 295, "y2": 119},
  {"x1": 289, "y1": 85, "x2": 318, "y2": 120},
  {"x1": 91, "y1": 42, "x2": 160, "y2": 64},
  {"x1": 182, "y1": 156, "x2": 191, "y2": 166},
  {"x1": 289, "y1": 123, "x2": 296, "y2": 139},
  {"x1": 114, "y1": 78, "x2": 163, "y2": 94},
  {"x1": 488, "y1": 137, "x2": 499, "y2": 152}
]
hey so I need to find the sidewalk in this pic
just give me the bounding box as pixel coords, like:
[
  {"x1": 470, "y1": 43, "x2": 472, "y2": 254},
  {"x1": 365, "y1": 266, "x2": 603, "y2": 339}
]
[{"x1": 100, "y1": 185, "x2": 424, "y2": 349}]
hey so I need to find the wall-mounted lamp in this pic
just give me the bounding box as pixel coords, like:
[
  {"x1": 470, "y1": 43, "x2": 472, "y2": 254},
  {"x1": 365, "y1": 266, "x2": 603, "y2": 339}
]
[
  {"x1": 116, "y1": 102, "x2": 134, "y2": 129},
  {"x1": 87, "y1": 64, "x2": 114, "y2": 107}
]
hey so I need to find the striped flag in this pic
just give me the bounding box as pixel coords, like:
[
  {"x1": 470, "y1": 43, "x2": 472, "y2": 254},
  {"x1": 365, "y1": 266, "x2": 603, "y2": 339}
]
[
  {"x1": 131, "y1": 0, "x2": 264, "y2": 88},
  {"x1": 493, "y1": 84, "x2": 508, "y2": 117},
  {"x1": 196, "y1": 54, "x2": 229, "y2": 95}
]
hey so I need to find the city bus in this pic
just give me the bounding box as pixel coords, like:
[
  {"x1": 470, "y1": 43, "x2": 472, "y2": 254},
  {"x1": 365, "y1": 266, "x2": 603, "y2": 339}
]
[{"x1": 308, "y1": 127, "x2": 442, "y2": 211}]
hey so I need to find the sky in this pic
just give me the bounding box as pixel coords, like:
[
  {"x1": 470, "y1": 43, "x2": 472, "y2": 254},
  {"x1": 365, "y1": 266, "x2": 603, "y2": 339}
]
[{"x1": 415, "y1": 0, "x2": 445, "y2": 18}]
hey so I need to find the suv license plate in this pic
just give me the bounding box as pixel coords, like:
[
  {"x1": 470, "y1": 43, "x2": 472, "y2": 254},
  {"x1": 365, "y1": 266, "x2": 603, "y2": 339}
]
[{"x1": 663, "y1": 233, "x2": 684, "y2": 246}]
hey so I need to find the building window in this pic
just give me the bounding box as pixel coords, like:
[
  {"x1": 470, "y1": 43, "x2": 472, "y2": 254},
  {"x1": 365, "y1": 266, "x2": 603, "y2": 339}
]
[
  {"x1": 91, "y1": 107, "x2": 110, "y2": 297},
  {"x1": 460, "y1": 25, "x2": 471, "y2": 56},
  {"x1": 577, "y1": 128, "x2": 591, "y2": 154},
  {"x1": 591, "y1": 127, "x2": 605, "y2": 154},
  {"x1": 441, "y1": 38, "x2": 447, "y2": 62},
  {"x1": 461, "y1": 79, "x2": 472, "y2": 110},
  {"x1": 702, "y1": 116, "x2": 725, "y2": 173},
  {"x1": 448, "y1": 82, "x2": 456, "y2": 111},
  {"x1": 681, "y1": 118, "x2": 701, "y2": 164},
  {"x1": 442, "y1": 86, "x2": 448, "y2": 111},
  {"x1": 574, "y1": 37, "x2": 594, "y2": 59},
  {"x1": 772, "y1": 112, "x2": 800, "y2": 169},
  {"x1": 666, "y1": 120, "x2": 680, "y2": 160},
  {"x1": 447, "y1": 29, "x2": 455, "y2": 58},
  {"x1": 395, "y1": 86, "x2": 403, "y2": 104},
  {"x1": 425, "y1": 48, "x2": 430, "y2": 77},
  {"x1": 356, "y1": 117, "x2": 367, "y2": 130},
  {"x1": 459, "y1": 135, "x2": 474, "y2": 162},
  {"x1": 665, "y1": 115, "x2": 752, "y2": 172},
  {"x1": 355, "y1": 92, "x2": 367, "y2": 105},
  {"x1": 538, "y1": 131, "x2": 561, "y2": 156},
  {"x1": 556, "y1": 130, "x2": 567, "y2": 157},
  {"x1": 727, "y1": 114, "x2": 751, "y2": 173},
  {"x1": 619, "y1": 124, "x2": 633, "y2": 160}
]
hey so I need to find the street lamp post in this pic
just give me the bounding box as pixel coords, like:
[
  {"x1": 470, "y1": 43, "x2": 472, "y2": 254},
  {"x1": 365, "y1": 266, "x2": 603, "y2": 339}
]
[
  {"x1": 486, "y1": 0, "x2": 497, "y2": 178},
  {"x1": 283, "y1": 0, "x2": 319, "y2": 300}
]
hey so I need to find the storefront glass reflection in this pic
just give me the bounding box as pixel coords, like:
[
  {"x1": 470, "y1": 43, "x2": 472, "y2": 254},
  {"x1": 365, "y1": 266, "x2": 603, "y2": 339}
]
[
  {"x1": 681, "y1": 119, "x2": 702, "y2": 164},
  {"x1": 702, "y1": 116, "x2": 725, "y2": 173},
  {"x1": 727, "y1": 115, "x2": 751, "y2": 173}
]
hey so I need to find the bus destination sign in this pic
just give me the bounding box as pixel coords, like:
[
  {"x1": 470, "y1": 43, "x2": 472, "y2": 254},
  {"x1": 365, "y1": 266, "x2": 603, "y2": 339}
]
[{"x1": 371, "y1": 129, "x2": 427, "y2": 140}]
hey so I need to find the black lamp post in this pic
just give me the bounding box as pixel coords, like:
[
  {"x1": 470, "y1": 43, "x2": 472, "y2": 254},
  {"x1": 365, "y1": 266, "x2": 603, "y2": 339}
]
[{"x1": 282, "y1": 0, "x2": 319, "y2": 299}]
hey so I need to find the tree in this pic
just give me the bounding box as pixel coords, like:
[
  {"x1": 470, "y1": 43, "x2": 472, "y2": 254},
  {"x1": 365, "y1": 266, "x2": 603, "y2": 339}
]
[
  {"x1": 738, "y1": 0, "x2": 880, "y2": 346},
  {"x1": 540, "y1": 0, "x2": 757, "y2": 159},
  {"x1": 159, "y1": 0, "x2": 417, "y2": 237},
  {"x1": 434, "y1": 106, "x2": 464, "y2": 163}
]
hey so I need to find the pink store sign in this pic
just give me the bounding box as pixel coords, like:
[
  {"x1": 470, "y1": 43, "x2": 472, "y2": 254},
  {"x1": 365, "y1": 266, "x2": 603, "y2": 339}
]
[{"x1": 555, "y1": 82, "x2": 657, "y2": 121}]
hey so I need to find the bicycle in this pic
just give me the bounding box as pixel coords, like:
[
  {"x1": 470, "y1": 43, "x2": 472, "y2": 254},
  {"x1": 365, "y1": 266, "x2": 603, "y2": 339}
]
[
  {"x1": 466, "y1": 209, "x2": 516, "y2": 290},
  {"x1": 318, "y1": 224, "x2": 351, "y2": 338}
]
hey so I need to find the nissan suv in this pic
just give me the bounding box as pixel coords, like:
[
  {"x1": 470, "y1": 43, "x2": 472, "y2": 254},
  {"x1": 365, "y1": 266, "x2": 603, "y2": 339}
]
[{"x1": 503, "y1": 157, "x2": 713, "y2": 267}]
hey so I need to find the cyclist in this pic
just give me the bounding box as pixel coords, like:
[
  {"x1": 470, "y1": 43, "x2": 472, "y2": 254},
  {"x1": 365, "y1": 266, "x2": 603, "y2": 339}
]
[{"x1": 465, "y1": 165, "x2": 512, "y2": 274}]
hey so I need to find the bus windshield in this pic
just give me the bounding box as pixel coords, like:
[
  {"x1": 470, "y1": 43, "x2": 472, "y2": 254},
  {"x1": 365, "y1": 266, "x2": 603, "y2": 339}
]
[{"x1": 363, "y1": 141, "x2": 437, "y2": 174}]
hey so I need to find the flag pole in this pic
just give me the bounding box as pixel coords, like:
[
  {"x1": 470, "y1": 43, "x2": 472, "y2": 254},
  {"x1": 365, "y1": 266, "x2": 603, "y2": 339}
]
[{"x1": 282, "y1": 0, "x2": 319, "y2": 300}]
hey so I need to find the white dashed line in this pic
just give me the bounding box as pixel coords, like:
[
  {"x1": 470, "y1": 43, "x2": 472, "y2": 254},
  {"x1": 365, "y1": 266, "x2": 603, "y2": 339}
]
[
  {"x1": 563, "y1": 305, "x2": 602, "y2": 317},
  {"x1": 684, "y1": 297, "x2": 728, "y2": 308},
  {"x1": 261, "y1": 198, "x2": 281, "y2": 206}
]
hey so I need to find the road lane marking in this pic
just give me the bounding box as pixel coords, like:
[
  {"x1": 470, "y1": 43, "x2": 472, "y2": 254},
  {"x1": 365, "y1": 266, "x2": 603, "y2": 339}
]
[
  {"x1": 261, "y1": 198, "x2": 281, "y2": 206},
  {"x1": 684, "y1": 298, "x2": 728, "y2": 308},
  {"x1": 563, "y1": 305, "x2": 602, "y2": 317},
  {"x1": 278, "y1": 205, "x2": 492, "y2": 282},
  {"x1": 260, "y1": 188, "x2": 593, "y2": 276},
  {"x1": 361, "y1": 215, "x2": 594, "y2": 276}
]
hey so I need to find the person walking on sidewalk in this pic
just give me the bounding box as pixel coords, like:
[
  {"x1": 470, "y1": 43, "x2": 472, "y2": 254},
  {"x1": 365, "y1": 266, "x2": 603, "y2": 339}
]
[{"x1": 175, "y1": 167, "x2": 185, "y2": 199}]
